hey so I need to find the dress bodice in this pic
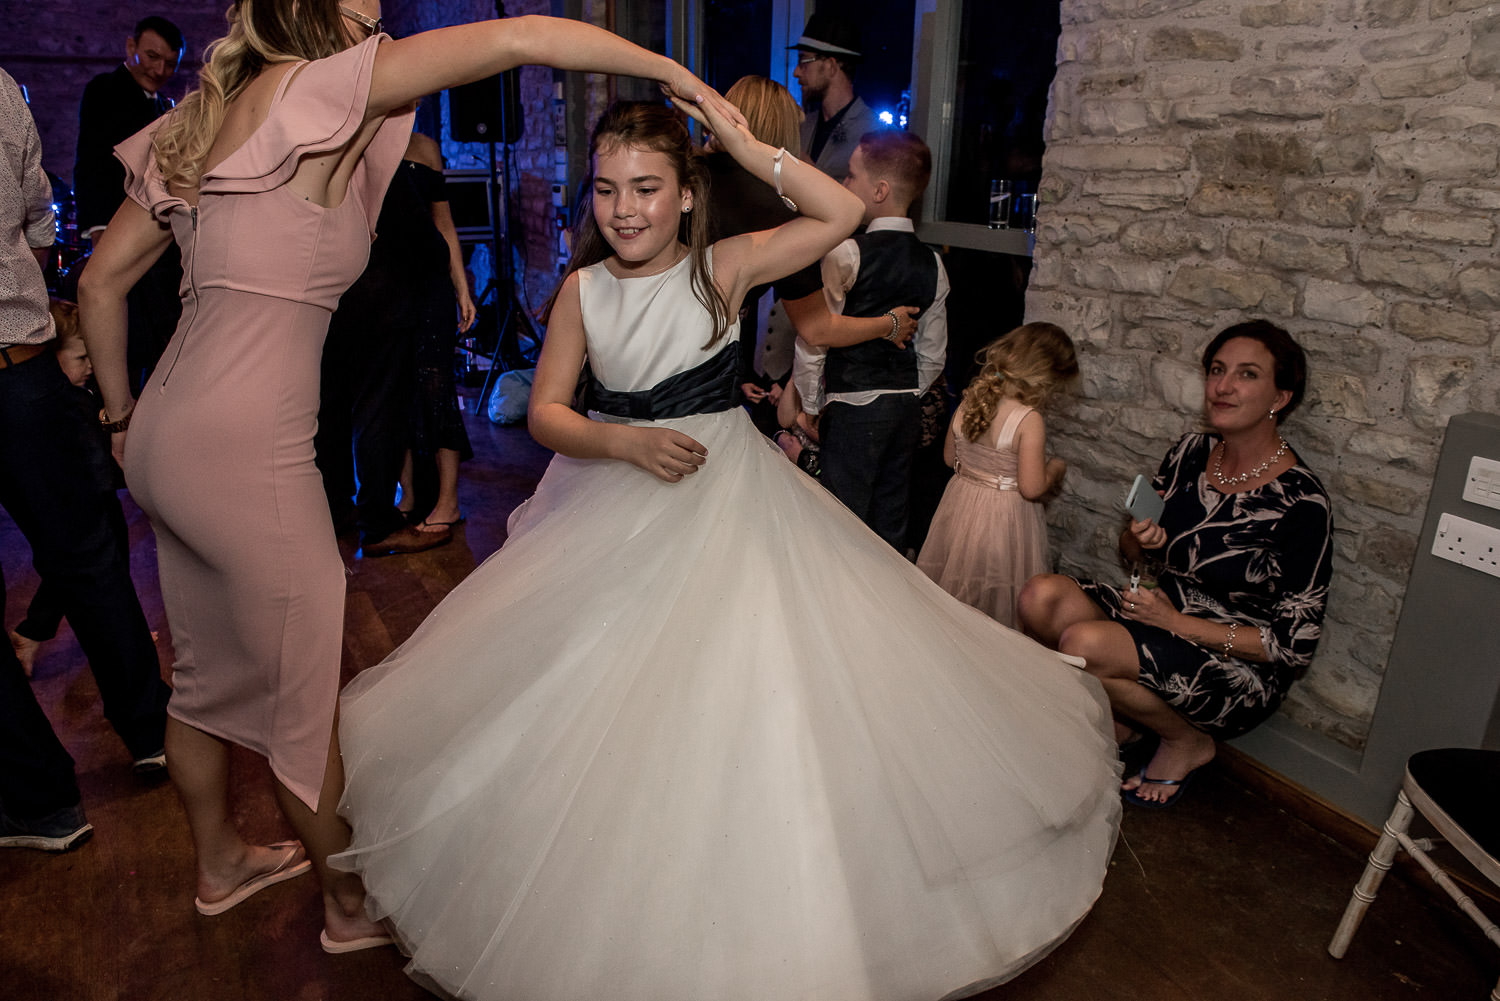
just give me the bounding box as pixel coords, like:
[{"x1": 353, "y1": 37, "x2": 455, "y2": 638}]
[
  {"x1": 115, "y1": 35, "x2": 413, "y2": 313},
  {"x1": 577, "y1": 252, "x2": 739, "y2": 393},
  {"x1": 954, "y1": 405, "x2": 1030, "y2": 489}
]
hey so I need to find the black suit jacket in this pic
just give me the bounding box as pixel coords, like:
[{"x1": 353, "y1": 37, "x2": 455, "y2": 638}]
[{"x1": 73, "y1": 65, "x2": 172, "y2": 230}]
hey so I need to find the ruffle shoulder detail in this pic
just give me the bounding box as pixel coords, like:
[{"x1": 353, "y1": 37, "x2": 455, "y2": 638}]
[{"x1": 114, "y1": 119, "x2": 188, "y2": 223}]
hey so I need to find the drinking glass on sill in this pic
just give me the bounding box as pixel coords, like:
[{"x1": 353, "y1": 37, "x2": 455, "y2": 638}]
[{"x1": 988, "y1": 179, "x2": 1012, "y2": 229}]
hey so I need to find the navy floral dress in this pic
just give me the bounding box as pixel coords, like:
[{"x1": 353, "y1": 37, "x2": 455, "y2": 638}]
[{"x1": 1076, "y1": 433, "x2": 1333, "y2": 737}]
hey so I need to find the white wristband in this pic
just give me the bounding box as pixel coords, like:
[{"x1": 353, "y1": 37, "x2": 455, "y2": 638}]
[{"x1": 772, "y1": 147, "x2": 799, "y2": 213}]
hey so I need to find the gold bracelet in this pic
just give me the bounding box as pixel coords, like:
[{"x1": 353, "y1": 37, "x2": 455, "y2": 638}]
[
  {"x1": 1223, "y1": 621, "x2": 1238, "y2": 657},
  {"x1": 99, "y1": 407, "x2": 132, "y2": 433}
]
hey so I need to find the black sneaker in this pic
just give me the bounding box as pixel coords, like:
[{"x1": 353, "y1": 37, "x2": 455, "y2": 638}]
[{"x1": 0, "y1": 803, "x2": 94, "y2": 852}]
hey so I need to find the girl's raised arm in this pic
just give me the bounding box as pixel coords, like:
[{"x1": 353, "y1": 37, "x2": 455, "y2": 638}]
[
  {"x1": 369, "y1": 17, "x2": 736, "y2": 123},
  {"x1": 677, "y1": 97, "x2": 863, "y2": 307}
]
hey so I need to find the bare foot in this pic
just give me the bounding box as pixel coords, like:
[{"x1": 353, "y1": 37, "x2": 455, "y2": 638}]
[
  {"x1": 1121, "y1": 730, "x2": 1217, "y2": 804},
  {"x1": 322, "y1": 893, "x2": 389, "y2": 946},
  {"x1": 195, "y1": 841, "x2": 308, "y2": 909},
  {"x1": 9, "y1": 631, "x2": 40, "y2": 678}
]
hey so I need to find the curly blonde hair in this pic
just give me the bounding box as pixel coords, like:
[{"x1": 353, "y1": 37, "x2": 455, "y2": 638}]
[
  {"x1": 153, "y1": 0, "x2": 353, "y2": 190},
  {"x1": 959, "y1": 322, "x2": 1078, "y2": 442}
]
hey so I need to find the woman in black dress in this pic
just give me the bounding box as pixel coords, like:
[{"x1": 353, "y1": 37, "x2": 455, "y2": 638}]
[{"x1": 1019, "y1": 321, "x2": 1333, "y2": 807}]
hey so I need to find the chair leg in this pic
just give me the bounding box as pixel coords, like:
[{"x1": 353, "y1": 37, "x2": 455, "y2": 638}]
[{"x1": 1329, "y1": 790, "x2": 1414, "y2": 959}]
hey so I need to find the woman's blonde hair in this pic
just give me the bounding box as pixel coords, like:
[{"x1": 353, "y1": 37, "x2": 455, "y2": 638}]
[
  {"x1": 723, "y1": 76, "x2": 801, "y2": 153},
  {"x1": 153, "y1": 0, "x2": 353, "y2": 189},
  {"x1": 960, "y1": 322, "x2": 1078, "y2": 441}
]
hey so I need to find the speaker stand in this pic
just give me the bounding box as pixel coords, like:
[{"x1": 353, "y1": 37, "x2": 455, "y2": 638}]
[{"x1": 473, "y1": 135, "x2": 540, "y2": 415}]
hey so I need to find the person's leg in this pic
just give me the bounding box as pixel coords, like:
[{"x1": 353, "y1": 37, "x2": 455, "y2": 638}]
[
  {"x1": 417, "y1": 447, "x2": 463, "y2": 531},
  {"x1": 818, "y1": 401, "x2": 881, "y2": 528},
  {"x1": 269, "y1": 719, "x2": 387, "y2": 944},
  {"x1": 165, "y1": 718, "x2": 308, "y2": 903},
  {"x1": 0, "y1": 556, "x2": 88, "y2": 848},
  {"x1": 397, "y1": 450, "x2": 415, "y2": 516},
  {"x1": 0, "y1": 356, "x2": 168, "y2": 763},
  {"x1": 350, "y1": 314, "x2": 415, "y2": 546},
  {"x1": 866, "y1": 393, "x2": 921, "y2": 550},
  {"x1": 1054, "y1": 618, "x2": 1216, "y2": 803},
  {"x1": 1017, "y1": 573, "x2": 1110, "y2": 646}
]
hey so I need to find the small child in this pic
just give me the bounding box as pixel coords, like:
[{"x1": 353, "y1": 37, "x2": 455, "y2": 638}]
[
  {"x1": 8, "y1": 299, "x2": 94, "y2": 675},
  {"x1": 791, "y1": 128, "x2": 947, "y2": 550},
  {"x1": 916, "y1": 322, "x2": 1078, "y2": 627},
  {"x1": 49, "y1": 298, "x2": 93, "y2": 389}
]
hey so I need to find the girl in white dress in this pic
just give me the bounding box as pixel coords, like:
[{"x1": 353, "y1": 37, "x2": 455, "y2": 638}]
[{"x1": 333, "y1": 98, "x2": 1121, "y2": 1001}]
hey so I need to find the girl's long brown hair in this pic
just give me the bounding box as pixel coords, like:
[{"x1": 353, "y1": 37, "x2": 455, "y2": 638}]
[{"x1": 543, "y1": 102, "x2": 733, "y2": 347}]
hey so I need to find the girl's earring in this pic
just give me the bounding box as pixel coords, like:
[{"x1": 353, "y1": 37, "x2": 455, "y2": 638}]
[{"x1": 1268, "y1": 408, "x2": 1277, "y2": 420}]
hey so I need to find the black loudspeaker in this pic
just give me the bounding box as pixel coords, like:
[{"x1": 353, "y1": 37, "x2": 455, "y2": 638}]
[{"x1": 449, "y1": 71, "x2": 523, "y2": 144}]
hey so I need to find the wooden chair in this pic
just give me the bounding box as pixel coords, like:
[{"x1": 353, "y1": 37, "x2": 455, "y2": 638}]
[{"x1": 1328, "y1": 748, "x2": 1500, "y2": 999}]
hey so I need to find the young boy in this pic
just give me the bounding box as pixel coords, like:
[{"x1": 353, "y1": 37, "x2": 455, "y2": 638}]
[{"x1": 792, "y1": 130, "x2": 948, "y2": 549}]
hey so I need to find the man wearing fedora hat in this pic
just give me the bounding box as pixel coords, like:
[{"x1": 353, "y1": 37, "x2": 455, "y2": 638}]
[{"x1": 790, "y1": 14, "x2": 881, "y2": 182}]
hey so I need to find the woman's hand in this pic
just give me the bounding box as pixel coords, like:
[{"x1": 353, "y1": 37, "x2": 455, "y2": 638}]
[
  {"x1": 662, "y1": 71, "x2": 744, "y2": 136},
  {"x1": 1119, "y1": 582, "x2": 1179, "y2": 632},
  {"x1": 623, "y1": 426, "x2": 707, "y2": 483},
  {"x1": 1129, "y1": 516, "x2": 1167, "y2": 550},
  {"x1": 456, "y1": 284, "x2": 477, "y2": 333},
  {"x1": 110, "y1": 429, "x2": 128, "y2": 470}
]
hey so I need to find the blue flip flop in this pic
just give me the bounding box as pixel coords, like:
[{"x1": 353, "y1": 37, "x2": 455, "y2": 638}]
[{"x1": 1122, "y1": 768, "x2": 1196, "y2": 810}]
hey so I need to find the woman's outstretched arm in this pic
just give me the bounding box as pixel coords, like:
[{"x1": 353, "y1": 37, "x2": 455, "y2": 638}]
[{"x1": 369, "y1": 16, "x2": 738, "y2": 124}]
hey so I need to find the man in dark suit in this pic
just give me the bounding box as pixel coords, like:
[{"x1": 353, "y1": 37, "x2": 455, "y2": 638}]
[{"x1": 74, "y1": 15, "x2": 185, "y2": 394}]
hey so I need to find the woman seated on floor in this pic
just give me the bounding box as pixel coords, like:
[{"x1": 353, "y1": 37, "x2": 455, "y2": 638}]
[{"x1": 1018, "y1": 320, "x2": 1333, "y2": 808}]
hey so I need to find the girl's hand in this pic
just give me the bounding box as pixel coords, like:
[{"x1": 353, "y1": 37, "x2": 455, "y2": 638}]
[
  {"x1": 669, "y1": 86, "x2": 751, "y2": 153},
  {"x1": 625, "y1": 426, "x2": 708, "y2": 482},
  {"x1": 661, "y1": 72, "x2": 745, "y2": 135},
  {"x1": 1129, "y1": 516, "x2": 1167, "y2": 550},
  {"x1": 1045, "y1": 456, "x2": 1067, "y2": 489},
  {"x1": 1119, "y1": 582, "x2": 1178, "y2": 632},
  {"x1": 741, "y1": 382, "x2": 768, "y2": 404}
]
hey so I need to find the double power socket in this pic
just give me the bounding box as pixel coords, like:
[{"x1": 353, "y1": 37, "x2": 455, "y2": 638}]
[{"x1": 1432, "y1": 512, "x2": 1500, "y2": 578}]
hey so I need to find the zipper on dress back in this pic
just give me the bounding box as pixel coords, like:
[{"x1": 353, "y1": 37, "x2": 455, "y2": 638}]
[{"x1": 159, "y1": 205, "x2": 199, "y2": 390}]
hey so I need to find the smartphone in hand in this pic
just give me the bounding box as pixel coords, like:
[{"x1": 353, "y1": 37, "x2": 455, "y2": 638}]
[{"x1": 1125, "y1": 474, "x2": 1165, "y2": 523}]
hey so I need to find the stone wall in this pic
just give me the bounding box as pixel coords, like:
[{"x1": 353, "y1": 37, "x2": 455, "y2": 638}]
[{"x1": 1028, "y1": 0, "x2": 1500, "y2": 750}]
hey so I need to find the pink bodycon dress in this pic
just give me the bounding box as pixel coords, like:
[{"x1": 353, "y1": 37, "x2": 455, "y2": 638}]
[{"x1": 115, "y1": 35, "x2": 413, "y2": 809}]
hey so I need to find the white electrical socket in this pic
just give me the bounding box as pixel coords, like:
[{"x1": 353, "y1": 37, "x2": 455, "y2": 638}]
[
  {"x1": 1463, "y1": 456, "x2": 1500, "y2": 511},
  {"x1": 1432, "y1": 512, "x2": 1500, "y2": 578}
]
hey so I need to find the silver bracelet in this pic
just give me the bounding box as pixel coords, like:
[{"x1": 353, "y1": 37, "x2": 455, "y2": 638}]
[
  {"x1": 883, "y1": 310, "x2": 900, "y2": 342},
  {"x1": 772, "y1": 147, "x2": 799, "y2": 212},
  {"x1": 1223, "y1": 621, "x2": 1238, "y2": 656}
]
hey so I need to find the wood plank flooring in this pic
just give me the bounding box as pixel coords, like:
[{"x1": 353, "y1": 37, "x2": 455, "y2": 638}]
[{"x1": 1, "y1": 405, "x2": 1494, "y2": 1000}]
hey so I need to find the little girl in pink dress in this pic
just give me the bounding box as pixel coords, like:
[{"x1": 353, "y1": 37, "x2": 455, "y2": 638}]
[{"x1": 918, "y1": 322, "x2": 1077, "y2": 627}]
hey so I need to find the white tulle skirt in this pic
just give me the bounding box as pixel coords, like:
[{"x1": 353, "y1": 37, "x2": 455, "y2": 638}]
[{"x1": 333, "y1": 406, "x2": 1121, "y2": 1001}]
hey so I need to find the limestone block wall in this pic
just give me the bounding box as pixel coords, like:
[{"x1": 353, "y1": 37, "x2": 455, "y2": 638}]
[{"x1": 1027, "y1": 0, "x2": 1500, "y2": 750}]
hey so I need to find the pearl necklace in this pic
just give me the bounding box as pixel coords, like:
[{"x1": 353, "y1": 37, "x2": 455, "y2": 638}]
[{"x1": 1213, "y1": 437, "x2": 1289, "y2": 487}]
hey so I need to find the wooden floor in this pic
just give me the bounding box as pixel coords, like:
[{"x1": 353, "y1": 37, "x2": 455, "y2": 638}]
[{"x1": 2, "y1": 402, "x2": 1495, "y2": 1001}]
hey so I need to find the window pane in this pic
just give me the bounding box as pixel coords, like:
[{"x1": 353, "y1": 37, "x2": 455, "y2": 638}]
[{"x1": 943, "y1": 1, "x2": 1061, "y2": 225}]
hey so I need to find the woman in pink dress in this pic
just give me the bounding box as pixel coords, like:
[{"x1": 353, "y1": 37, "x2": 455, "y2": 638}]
[{"x1": 78, "y1": 0, "x2": 731, "y2": 951}]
